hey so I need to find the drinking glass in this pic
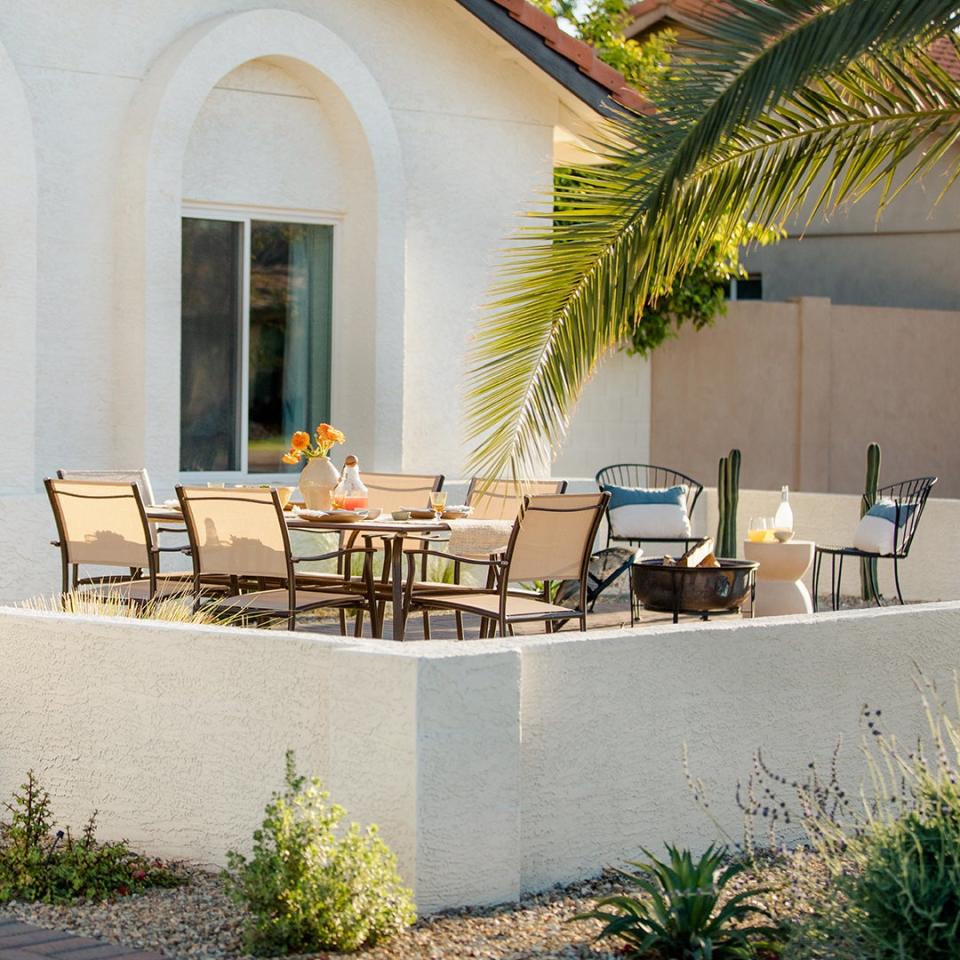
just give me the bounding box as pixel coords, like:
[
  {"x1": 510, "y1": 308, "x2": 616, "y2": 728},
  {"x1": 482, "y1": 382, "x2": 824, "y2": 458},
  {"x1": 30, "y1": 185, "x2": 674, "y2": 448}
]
[
  {"x1": 747, "y1": 516, "x2": 769, "y2": 543},
  {"x1": 430, "y1": 491, "x2": 448, "y2": 520}
]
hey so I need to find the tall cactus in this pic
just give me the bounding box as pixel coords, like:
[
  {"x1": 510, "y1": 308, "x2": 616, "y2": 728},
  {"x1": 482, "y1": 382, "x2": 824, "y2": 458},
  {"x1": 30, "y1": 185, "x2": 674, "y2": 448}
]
[
  {"x1": 716, "y1": 448, "x2": 742, "y2": 557},
  {"x1": 860, "y1": 442, "x2": 881, "y2": 600}
]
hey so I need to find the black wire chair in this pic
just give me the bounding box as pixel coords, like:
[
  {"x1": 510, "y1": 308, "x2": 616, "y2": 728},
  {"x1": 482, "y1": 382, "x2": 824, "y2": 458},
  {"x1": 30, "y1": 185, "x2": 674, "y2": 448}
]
[
  {"x1": 595, "y1": 463, "x2": 704, "y2": 553},
  {"x1": 812, "y1": 476, "x2": 937, "y2": 611}
]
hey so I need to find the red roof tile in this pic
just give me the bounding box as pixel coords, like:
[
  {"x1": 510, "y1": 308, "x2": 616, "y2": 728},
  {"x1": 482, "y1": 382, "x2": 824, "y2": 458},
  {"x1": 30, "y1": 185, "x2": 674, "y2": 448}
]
[
  {"x1": 485, "y1": 0, "x2": 653, "y2": 112},
  {"x1": 928, "y1": 35, "x2": 960, "y2": 82}
]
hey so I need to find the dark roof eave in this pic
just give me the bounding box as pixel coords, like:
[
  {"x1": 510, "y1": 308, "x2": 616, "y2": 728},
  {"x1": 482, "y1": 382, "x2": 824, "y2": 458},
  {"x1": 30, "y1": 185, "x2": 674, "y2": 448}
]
[{"x1": 454, "y1": 0, "x2": 651, "y2": 118}]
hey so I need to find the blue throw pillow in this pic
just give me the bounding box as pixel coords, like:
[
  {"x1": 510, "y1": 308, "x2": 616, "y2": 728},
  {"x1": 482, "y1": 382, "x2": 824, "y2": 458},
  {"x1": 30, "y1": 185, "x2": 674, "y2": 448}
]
[
  {"x1": 866, "y1": 500, "x2": 915, "y2": 527},
  {"x1": 603, "y1": 484, "x2": 687, "y2": 511}
]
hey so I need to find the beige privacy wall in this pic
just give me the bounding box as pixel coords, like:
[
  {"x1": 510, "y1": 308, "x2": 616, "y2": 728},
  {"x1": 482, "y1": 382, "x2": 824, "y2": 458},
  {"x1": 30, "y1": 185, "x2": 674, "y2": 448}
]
[
  {"x1": 3, "y1": 605, "x2": 960, "y2": 911},
  {"x1": 651, "y1": 298, "x2": 960, "y2": 497}
]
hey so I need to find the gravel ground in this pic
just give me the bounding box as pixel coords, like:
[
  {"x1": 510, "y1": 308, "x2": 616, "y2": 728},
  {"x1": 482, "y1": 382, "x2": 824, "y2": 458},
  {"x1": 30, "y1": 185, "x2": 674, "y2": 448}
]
[{"x1": 0, "y1": 851, "x2": 832, "y2": 960}]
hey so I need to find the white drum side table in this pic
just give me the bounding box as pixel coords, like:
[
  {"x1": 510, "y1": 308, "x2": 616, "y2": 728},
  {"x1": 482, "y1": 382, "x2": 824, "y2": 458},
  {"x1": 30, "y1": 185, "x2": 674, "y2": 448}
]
[{"x1": 742, "y1": 539, "x2": 815, "y2": 617}]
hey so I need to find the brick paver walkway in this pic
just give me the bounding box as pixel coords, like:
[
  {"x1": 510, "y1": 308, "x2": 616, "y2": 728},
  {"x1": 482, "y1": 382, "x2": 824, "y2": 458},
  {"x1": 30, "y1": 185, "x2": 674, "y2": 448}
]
[{"x1": 0, "y1": 919, "x2": 162, "y2": 960}]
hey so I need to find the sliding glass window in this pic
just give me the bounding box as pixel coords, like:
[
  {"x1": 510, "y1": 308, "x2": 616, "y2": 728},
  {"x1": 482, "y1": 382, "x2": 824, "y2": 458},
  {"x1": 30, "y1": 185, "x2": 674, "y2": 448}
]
[{"x1": 180, "y1": 215, "x2": 334, "y2": 473}]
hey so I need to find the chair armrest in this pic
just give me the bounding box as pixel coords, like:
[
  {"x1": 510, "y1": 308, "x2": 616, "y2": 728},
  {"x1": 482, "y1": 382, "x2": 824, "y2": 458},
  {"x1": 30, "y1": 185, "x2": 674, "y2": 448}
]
[
  {"x1": 291, "y1": 546, "x2": 376, "y2": 564},
  {"x1": 403, "y1": 547, "x2": 507, "y2": 568}
]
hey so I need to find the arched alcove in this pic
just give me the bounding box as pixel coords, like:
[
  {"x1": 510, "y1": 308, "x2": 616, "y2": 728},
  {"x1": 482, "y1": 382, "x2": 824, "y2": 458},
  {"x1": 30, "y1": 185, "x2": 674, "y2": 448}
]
[
  {"x1": 115, "y1": 10, "x2": 405, "y2": 482},
  {"x1": 0, "y1": 38, "x2": 37, "y2": 492}
]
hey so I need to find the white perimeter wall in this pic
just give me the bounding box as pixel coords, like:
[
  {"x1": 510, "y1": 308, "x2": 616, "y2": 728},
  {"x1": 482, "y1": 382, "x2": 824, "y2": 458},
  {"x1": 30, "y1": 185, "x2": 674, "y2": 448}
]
[{"x1": 2, "y1": 603, "x2": 959, "y2": 912}]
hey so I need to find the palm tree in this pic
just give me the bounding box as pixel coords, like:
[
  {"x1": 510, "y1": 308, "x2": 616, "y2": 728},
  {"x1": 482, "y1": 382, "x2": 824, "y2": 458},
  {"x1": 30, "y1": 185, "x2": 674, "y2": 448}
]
[{"x1": 465, "y1": 0, "x2": 960, "y2": 480}]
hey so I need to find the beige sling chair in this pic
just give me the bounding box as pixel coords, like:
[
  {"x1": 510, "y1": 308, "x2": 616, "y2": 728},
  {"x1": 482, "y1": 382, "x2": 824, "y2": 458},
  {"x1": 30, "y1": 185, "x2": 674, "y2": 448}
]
[
  {"x1": 464, "y1": 477, "x2": 568, "y2": 520},
  {"x1": 303, "y1": 472, "x2": 445, "y2": 638},
  {"x1": 402, "y1": 492, "x2": 609, "y2": 639},
  {"x1": 177, "y1": 485, "x2": 377, "y2": 634},
  {"x1": 45, "y1": 478, "x2": 192, "y2": 601}
]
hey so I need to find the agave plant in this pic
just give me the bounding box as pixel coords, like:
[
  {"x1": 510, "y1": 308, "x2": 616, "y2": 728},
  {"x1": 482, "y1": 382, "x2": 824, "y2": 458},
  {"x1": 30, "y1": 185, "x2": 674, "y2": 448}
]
[
  {"x1": 577, "y1": 844, "x2": 782, "y2": 959},
  {"x1": 466, "y1": 0, "x2": 960, "y2": 479}
]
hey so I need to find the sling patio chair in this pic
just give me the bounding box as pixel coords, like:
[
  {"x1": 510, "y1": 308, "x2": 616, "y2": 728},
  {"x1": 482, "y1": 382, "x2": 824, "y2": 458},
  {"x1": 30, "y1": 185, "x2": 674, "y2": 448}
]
[
  {"x1": 56, "y1": 468, "x2": 157, "y2": 506},
  {"x1": 45, "y1": 478, "x2": 195, "y2": 602},
  {"x1": 595, "y1": 463, "x2": 704, "y2": 553},
  {"x1": 302, "y1": 471, "x2": 444, "y2": 636},
  {"x1": 177, "y1": 485, "x2": 378, "y2": 634},
  {"x1": 401, "y1": 492, "x2": 609, "y2": 639},
  {"x1": 812, "y1": 475, "x2": 937, "y2": 610},
  {"x1": 464, "y1": 476, "x2": 568, "y2": 520}
]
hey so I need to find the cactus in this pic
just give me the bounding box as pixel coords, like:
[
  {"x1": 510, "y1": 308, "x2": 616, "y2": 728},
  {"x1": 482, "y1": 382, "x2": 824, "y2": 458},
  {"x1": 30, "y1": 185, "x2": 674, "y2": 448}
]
[
  {"x1": 716, "y1": 448, "x2": 742, "y2": 557},
  {"x1": 860, "y1": 442, "x2": 881, "y2": 601}
]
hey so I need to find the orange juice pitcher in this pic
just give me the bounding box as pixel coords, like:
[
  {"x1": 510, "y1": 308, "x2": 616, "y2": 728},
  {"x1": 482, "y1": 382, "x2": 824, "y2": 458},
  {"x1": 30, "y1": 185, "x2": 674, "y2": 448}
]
[{"x1": 334, "y1": 455, "x2": 369, "y2": 510}]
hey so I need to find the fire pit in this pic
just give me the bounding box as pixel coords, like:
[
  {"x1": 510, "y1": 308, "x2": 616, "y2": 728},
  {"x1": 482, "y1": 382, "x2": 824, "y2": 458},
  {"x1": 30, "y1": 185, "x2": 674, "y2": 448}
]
[{"x1": 631, "y1": 558, "x2": 758, "y2": 624}]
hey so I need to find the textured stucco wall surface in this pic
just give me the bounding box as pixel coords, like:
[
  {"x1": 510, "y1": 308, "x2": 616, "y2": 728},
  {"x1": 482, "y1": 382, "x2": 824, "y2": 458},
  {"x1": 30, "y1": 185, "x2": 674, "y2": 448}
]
[
  {"x1": 3, "y1": 602, "x2": 959, "y2": 910},
  {"x1": 651, "y1": 297, "x2": 960, "y2": 497}
]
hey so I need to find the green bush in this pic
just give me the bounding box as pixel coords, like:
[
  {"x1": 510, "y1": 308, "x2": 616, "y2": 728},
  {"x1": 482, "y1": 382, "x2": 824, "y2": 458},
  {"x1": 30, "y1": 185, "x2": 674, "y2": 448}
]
[
  {"x1": 689, "y1": 677, "x2": 960, "y2": 959},
  {"x1": 800, "y1": 689, "x2": 960, "y2": 959},
  {"x1": 0, "y1": 770, "x2": 180, "y2": 902},
  {"x1": 577, "y1": 843, "x2": 783, "y2": 959},
  {"x1": 224, "y1": 751, "x2": 416, "y2": 955}
]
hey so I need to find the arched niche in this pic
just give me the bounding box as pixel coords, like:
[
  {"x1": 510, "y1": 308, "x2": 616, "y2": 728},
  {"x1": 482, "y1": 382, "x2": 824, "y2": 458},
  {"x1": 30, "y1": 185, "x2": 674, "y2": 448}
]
[{"x1": 114, "y1": 9, "x2": 405, "y2": 481}]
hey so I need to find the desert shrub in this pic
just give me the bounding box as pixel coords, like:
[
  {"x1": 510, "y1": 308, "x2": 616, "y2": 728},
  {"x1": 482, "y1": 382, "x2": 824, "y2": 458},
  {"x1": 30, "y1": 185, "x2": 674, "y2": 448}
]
[
  {"x1": 224, "y1": 751, "x2": 416, "y2": 955},
  {"x1": 0, "y1": 770, "x2": 179, "y2": 902},
  {"x1": 799, "y1": 685, "x2": 960, "y2": 959},
  {"x1": 688, "y1": 676, "x2": 960, "y2": 959},
  {"x1": 577, "y1": 843, "x2": 784, "y2": 959}
]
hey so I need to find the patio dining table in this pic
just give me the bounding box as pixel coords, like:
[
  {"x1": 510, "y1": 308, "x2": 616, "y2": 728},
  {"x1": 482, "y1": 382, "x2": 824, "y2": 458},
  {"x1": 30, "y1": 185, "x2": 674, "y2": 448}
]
[{"x1": 145, "y1": 507, "x2": 512, "y2": 640}]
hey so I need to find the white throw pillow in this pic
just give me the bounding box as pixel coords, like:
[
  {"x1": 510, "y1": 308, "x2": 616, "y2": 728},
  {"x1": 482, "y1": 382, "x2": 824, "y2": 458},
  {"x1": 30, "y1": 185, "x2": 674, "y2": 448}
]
[
  {"x1": 852, "y1": 514, "x2": 897, "y2": 555},
  {"x1": 852, "y1": 499, "x2": 915, "y2": 555}
]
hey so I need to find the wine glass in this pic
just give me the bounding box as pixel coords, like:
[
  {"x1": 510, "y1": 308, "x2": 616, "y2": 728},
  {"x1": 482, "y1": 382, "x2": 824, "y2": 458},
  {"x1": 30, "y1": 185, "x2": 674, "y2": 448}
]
[{"x1": 429, "y1": 490, "x2": 448, "y2": 521}]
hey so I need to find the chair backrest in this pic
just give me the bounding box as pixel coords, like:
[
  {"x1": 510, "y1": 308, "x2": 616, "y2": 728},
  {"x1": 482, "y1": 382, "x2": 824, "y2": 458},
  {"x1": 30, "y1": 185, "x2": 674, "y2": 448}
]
[
  {"x1": 177, "y1": 486, "x2": 290, "y2": 580},
  {"x1": 362, "y1": 472, "x2": 444, "y2": 512},
  {"x1": 465, "y1": 477, "x2": 568, "y2": 521},
  {"x1": 595, "y1": 463, "x2": 703, "y2": 517},
  {"x1": 57, "y1": 468, "x2": 156, "y2": 507},
  {"x1": 505, "y1": 493, "x2": 609, "y2": 583},
  {"x1": 871, "y1": 476, "x2": 938, "y2": 558},
  {"x1": 45, "y1": 478, "x2": 152, "y2": 569}
]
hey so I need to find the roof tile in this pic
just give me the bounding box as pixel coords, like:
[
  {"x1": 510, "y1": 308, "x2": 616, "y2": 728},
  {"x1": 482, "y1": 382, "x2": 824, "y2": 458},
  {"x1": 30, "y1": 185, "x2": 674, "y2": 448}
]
[{"x1": 486, "y1": 0, "x2": 652, "y2": 112}]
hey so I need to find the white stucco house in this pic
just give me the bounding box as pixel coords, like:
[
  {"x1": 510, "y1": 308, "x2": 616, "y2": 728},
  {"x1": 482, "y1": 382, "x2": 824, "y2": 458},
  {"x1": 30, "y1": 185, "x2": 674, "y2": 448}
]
[{"x1": 0, "y1": 0, "x2": 653, "y2": 601}]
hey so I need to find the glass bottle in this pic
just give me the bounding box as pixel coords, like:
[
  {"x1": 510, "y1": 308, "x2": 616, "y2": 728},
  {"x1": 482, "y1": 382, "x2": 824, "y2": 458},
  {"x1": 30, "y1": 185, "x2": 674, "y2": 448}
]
[
  {"x1": 774, "y1": 485, "x2": 794, "y2": 532},
  {"x1": 334, "y1": 455, "x2": 369, "y2": 511}
]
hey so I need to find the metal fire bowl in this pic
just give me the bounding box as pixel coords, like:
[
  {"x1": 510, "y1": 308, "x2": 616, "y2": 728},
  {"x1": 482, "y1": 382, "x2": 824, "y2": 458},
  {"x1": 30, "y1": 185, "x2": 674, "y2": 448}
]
[{"x1": 631, "y1": 558, "x2": 758, "y2": 614}]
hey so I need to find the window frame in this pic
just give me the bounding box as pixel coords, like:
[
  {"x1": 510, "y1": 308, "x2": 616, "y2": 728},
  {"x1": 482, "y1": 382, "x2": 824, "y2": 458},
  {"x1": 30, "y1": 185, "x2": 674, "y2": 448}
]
[{"x1": 180, "y1": 201, "x2": 341, "y2": 482}]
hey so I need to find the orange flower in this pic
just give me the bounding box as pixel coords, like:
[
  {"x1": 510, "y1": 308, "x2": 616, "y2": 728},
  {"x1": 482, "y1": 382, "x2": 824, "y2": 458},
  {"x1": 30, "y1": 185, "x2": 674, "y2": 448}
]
[
  {"x1": 290, "y1": 431, "x2": 311, "y2": 451},
  {"x1": 316, "y1": 423, "x2": 346, "y2": 445},
  {"x1": 281, "y1": 451, "x2": 301, "y2": 465}
]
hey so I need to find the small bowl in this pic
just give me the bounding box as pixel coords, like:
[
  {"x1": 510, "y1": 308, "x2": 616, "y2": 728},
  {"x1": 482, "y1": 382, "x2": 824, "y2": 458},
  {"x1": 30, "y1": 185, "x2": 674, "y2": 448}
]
[
  {"x1": 773, "y1": 529, "x2": 795, "y2": 543},
  {"x1": 276, "y1": 486, "x2": 294, "y2": 509},
  {"x1": 391, "y1": 509, "x2": 411, "y2": 522}
]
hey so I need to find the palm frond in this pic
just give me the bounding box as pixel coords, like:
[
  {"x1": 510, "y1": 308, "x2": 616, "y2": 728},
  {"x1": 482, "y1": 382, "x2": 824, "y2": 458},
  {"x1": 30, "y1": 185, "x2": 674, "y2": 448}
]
[{"x1": 465, "y1": 0, "x2": 960, "y2": 481}]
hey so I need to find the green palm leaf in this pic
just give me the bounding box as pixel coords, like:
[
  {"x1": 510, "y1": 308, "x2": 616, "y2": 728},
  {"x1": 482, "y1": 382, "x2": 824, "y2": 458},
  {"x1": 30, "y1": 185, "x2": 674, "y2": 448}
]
[{"x1": 465, "y1": 0, "x2": 960, "y2": 480}]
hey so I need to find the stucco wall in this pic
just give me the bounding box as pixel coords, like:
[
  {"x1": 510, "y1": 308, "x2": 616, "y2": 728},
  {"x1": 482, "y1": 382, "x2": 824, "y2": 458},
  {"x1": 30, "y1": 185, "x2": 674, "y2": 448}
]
[
  {"x1": 651, "y1": 297, "x2": 960, "y2": 496},
  {"x1": 2, "y1": 603, "x2": 959, "y2": 911},
  {"x1": 742, "y1": 167, "x2": 960, "y2": 311},
  {"x1": 0, "y1": 0, "x2": 567, "y2": 490}
]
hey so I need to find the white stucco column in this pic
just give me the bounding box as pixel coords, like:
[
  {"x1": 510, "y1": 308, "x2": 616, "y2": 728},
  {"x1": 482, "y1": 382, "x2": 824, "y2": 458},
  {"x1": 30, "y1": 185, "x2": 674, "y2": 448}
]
[
  {"x1": 0, "y1": 39, "x2": 37, "y2": 493},
  {"x1": 115, "y1": 9, "x2": 406, "y2": 481}
]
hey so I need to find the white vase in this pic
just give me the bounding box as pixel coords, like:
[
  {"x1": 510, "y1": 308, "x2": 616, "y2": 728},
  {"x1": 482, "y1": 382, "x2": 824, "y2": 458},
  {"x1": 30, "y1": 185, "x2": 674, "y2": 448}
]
[{"x1": 299, "y1": 456, "x2": 340, "y2": 510}]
